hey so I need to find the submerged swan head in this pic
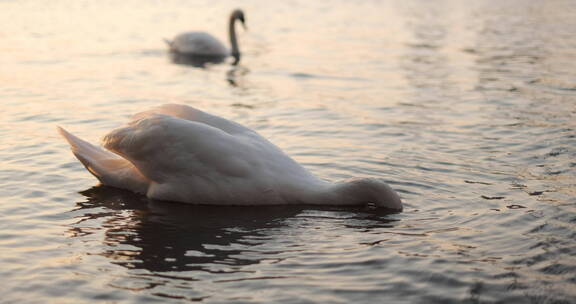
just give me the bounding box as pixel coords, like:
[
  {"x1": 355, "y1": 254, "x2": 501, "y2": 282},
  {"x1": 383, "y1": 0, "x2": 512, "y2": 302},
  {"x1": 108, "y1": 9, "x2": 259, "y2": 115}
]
[
  {"x1": 332, "y1": 178, "x2": 402, "y2": 210},
  {"x1": 229, "y1": 9, "x2": 246, "y2": 64}
]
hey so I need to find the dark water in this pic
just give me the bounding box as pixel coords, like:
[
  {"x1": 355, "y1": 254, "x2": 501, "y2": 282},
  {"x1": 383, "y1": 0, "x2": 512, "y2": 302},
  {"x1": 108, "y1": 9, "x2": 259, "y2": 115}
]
[{"x1": 1, "y1": 0, "x2": 575, "y2": 303}]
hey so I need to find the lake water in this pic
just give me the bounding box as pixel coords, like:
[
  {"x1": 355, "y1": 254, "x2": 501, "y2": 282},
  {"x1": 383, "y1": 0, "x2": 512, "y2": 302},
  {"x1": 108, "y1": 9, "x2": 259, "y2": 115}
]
[{"x1": 1, "y1": 0, "x2": 575, "y2": 303}]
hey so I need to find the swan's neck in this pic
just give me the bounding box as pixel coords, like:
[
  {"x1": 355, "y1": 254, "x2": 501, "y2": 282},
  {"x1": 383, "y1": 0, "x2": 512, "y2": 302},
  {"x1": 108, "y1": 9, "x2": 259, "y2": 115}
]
[
  {"x1": 228, "y1": 15, "x2": 240, "y2": 64},
  {"x1": 288, "y1": 181, "x2": 362, "y2": 206},
  {"x1": 289, "y1": 179, "x2": 402, "y2": 210}
]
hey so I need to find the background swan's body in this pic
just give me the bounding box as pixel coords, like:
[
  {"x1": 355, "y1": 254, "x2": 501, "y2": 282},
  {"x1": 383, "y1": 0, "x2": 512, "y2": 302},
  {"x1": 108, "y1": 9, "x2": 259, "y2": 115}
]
[
  {"x1": 59, "y1": 104, "x2": 402, "y2": 210},
  {"x1": 166, "y1": 9, "x2": 246, "y2": 64},
  {"x1": 168, "y1": 32, "x2": 229, "y2": 57}
]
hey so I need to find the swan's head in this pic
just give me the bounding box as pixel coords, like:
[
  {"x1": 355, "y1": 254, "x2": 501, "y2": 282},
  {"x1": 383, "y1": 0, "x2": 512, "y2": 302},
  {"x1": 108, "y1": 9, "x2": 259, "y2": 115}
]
[
  {"x1": 339, "y1": 178, "x2": 403, "y2": 211},
  {"x1": 231, "y1": 9, "x2": 246, "y2": 30}
]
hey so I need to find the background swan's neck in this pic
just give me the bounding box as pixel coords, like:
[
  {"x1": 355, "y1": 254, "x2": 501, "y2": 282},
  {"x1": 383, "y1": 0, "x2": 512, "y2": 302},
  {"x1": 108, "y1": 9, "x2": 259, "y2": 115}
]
[{"x1": 229, "y1": 15, "x2": 240, "y2": 64}]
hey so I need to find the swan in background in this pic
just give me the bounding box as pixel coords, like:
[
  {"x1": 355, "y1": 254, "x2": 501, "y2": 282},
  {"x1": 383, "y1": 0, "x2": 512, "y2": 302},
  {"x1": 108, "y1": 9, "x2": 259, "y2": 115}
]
[
  {"x1": 165, "y1": 9, "x2": 246, "y2": 65},
  {"x1": 58, "y1": 104, "x2": 402, "y2": 211}
]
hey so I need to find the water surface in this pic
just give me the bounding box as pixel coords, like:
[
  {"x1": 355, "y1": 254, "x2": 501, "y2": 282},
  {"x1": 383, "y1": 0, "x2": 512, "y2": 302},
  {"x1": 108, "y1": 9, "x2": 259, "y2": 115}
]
[{"x1": 1, "y1": 0, "x2": 575, "y2": 303}]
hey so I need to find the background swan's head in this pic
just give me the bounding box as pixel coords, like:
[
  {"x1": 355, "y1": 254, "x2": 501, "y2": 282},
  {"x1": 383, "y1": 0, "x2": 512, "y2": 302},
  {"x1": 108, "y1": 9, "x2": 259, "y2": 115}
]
[
  {"x1": 231, "y1": 9, "x2": 246, "y2": 29},
  {"x1": 338, "y1": 178, "x2": 403, "y2": 211}
]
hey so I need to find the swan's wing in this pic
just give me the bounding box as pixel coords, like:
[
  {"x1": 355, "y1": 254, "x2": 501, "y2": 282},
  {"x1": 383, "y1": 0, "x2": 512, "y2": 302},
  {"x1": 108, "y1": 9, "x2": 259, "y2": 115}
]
[
  {"x1": 102, "y1": 114, "x2": 258, "y2": 187},
  {"x1": 58, "y1": 127, "x2": 149, "y2": 193},
  {"x1": 131, "y1": 104, "x2": 292, "y2": 171},
  {"x1": 102, "y1": 107, "x2": 318, "y2": 204},
  {"x1": 131, "y1": 104, "x2": 254, "y2": 135},
  {"x1": 102, "y1": 113, "x2": 285, "y2": 204}
]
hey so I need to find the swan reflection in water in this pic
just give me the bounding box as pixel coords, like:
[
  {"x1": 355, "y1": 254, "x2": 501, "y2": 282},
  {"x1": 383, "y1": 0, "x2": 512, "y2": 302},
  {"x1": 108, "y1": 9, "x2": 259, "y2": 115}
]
[
  {"x1": 168, "y1": 52, "x2": 250, "y2": 88},
  {"x1": 67, "y1": 186, "x2": 399, "y2": 275},
  {"x1": 68, "y1": 186, "x2": 305, "y2": 273},
  {"x1": 226, "y1": 65, "x2": 250, "y2": 87}
]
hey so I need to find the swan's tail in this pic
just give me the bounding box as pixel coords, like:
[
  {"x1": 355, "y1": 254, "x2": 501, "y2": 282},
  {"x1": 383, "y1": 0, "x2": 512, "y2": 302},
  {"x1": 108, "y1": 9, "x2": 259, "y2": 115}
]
[
  {"x1": 163, "y1": 38, "x2": 174, "y2": 48},
  {"x1": 57, "y1": 127, "x2": 148, "y2": 194}
]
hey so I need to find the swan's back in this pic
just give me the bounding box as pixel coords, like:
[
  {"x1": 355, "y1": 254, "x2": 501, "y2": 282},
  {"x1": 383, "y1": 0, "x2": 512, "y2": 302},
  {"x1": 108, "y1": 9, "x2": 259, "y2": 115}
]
[
  {"x1": 170, "y1": 32, "x2": 228, "y2": 56},
  {"x1": 131, "y1": 104, "x2": 249, "y2": 135}
]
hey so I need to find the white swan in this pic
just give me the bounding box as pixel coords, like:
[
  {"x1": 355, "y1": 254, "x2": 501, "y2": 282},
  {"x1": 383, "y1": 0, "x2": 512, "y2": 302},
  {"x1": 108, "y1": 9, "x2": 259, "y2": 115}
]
[
  {"x1": 165, "y1": 9, "x2": 246, "y2": 65},
  {"x1": 58, "y1": 104, "x2": 402, "y2": 210}
]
